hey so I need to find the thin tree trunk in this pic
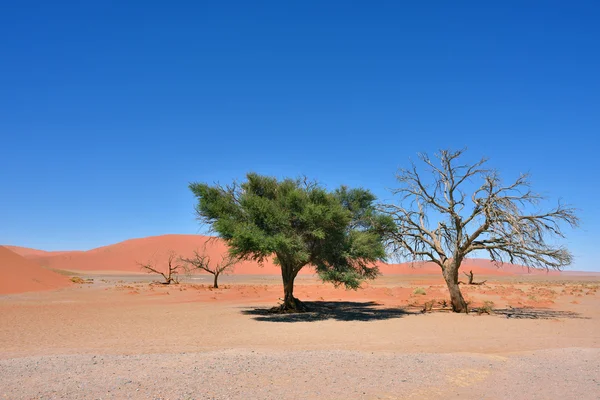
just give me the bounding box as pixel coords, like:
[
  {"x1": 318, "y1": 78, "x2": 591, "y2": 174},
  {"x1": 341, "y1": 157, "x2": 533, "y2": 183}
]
[
  {"x1": 444, "y1": 261, "x2": 468, "y2": 313},
  {"x1": 213, "y1": 272, "x2": 219, "y2": 289},
  {"x1": 277, "y1": 265, "x2": 305, "y2": 313}
]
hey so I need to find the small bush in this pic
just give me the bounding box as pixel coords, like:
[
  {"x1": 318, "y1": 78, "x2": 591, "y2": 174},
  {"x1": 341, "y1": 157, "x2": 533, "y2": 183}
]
[
  {"x1": 413, "y1": 287, "x2": 427, "y2": 295},
  {"x1": 422, "y1": 300, "x2": 435, "y2": 313},
  {"x1": 70, "y1": 277, "x2": 85, "y2": 284},
  {"x1": 478, "y1": 300, "x2": 494, "y2": 315}
]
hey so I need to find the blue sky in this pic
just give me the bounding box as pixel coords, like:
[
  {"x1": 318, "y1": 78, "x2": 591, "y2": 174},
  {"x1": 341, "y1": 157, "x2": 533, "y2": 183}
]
[{"x1": 1, "y1": 1, "x2": 598, "y2": 270}]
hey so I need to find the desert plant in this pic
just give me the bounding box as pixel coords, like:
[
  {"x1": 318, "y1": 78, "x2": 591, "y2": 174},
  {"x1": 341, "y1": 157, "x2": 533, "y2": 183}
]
[
  {"x1": 180, "y1": 246, "x2": 239, "y2": 288},
  {"x1": 413, "y1": 287, "x2": 427, "y2": 295},
  {"x1": 422, "y1": 299, "x2": 435, "y2": 313},
  {"x1": 462, "y1": 270, "x2": 487, "y2": 285},
  {"x1": 381, "y1": 149, "x2": 578, "y2": 313},
  {"x1": 190, "y1": 173, "x2": 392, "y2": 312},
  {"x1": 478, "y1": 300, "x2": 494, "y2": 315},
  {"x1": 138, "y1": 251, "x2": 188, "y2": 285}
]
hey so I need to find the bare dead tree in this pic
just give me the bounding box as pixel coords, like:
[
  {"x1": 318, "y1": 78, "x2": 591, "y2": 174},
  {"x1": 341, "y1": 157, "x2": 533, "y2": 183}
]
[
  {"x1": 461, "y1": 270, "x2": 486, "y2": 285},
  {"x1": 138, "y1": 251, "x2": 188, "y2": 285},
  {"x1": 180, "y1": 247, "x2": 239, "y2": 288},
  {"x1": 381, "y1": 149, "x2": 579, "y2": 313}
]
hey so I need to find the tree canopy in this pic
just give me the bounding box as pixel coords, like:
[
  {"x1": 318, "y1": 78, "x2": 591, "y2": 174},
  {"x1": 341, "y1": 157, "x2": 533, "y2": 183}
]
[{"x1": 190, "y1": 173, "x2": 392, "y2": 311}]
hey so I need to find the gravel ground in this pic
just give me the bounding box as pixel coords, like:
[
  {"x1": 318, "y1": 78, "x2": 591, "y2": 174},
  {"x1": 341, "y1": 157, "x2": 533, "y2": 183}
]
[{"x1": 1, "y1": 348, "x2": 598, "y2": 400}]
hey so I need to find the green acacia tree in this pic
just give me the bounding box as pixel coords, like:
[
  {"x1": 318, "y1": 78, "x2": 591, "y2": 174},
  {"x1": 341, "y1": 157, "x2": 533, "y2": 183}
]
[{"x1": 189, "y1": 173, "x2": 393, "y2": 312}]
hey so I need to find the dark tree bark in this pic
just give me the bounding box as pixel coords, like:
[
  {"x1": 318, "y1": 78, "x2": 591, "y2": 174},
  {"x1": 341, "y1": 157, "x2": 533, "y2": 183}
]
[
  {"x1": 213, "y1": 273, "x2": 219, "y2": 289},
  {"x1": 444, "y1": 261, "x2": 468, "y2": 313},
  {"x1": 462, "y1": 270, "x2": 487, "y2": 285},
  {"x1": 276, "y1": 264, "x2": 305, "y2": 313},
  {"x1": 465, "y1": 270, "x2": 474, "y2": 284}
]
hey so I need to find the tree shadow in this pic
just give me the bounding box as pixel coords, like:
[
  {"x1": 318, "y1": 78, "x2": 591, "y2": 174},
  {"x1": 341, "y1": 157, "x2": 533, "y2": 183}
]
[
  {"x1": 492, "y1": 307, "x2": 589, "y2": 319},
  {"x1": 241, "y1": 301, "x2": 415, "y2": 322}
]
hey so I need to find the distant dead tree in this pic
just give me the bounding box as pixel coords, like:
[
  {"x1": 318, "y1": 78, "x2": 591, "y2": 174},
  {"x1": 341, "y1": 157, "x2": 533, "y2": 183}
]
[
  {"x1": 381, "y1": 149, "x2": 579, "y2": 313},
  {"x1": 138, "y1": 251, "x2": 188, "y2": 285},
  {"x1": 461, "y1": 270, "x2": 486, "y2": 285},
  {"x1": 180, "y1": 248, "x2": 240, "y2": 288}
]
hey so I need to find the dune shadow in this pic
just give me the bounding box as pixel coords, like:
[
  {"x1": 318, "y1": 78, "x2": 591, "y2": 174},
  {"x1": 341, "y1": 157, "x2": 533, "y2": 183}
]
[
  {"x1": 493, "y1": 307, "x2": 589, "y2": 319},
  {"x1": 241, "y1": 301, "x2": 415, "y2": 322}
]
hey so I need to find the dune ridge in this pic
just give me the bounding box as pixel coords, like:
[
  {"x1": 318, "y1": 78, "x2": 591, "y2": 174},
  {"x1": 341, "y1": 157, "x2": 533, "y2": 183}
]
[{"x1": 6, "y1": 234, "x2": 558, "y2": 276}]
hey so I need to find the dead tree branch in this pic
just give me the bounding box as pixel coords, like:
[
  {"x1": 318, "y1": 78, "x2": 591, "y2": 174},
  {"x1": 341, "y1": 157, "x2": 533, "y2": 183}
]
[
  {"x1": 381, "y1": 148, "x2": 579, "y2": 312},
  {"x1": 461, "y1": 270, "x2": 487, "y2": 285},
  {"x1": 138, "y1": 251, "x2": 188, "y2": 285},
  {"x1": 180, "y1": 247, "x2": 240, "y2": 288}
]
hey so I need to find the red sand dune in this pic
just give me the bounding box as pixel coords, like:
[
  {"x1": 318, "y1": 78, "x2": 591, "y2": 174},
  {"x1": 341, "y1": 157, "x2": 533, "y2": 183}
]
[
  {"x1": 378, "y1": 260, "x2": 513, "y2": 276},
  {"x1": 0, "y1": 246, "x2": 71, "y2": 295},
  {"x1": 26, "y1": 235, "x2": 283, "y2": 274},
  {"x1": 5, "y1": 246, "x2": 81, "y2": 259},
  {"x1": 15, "y1": 234, "x2": 558, "y2": 277},
  {"x1": 380, "y1": 258, "x2": 559, "y2": 276}
]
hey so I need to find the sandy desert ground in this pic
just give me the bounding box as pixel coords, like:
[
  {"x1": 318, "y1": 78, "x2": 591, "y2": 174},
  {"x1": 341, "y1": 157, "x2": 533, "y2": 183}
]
[
  {"x1": 1, "y1": 268, "x2": 599, "y2": 400},
  {"x1": 1, "y1": 237, "x2": 599, "y2": 399}
]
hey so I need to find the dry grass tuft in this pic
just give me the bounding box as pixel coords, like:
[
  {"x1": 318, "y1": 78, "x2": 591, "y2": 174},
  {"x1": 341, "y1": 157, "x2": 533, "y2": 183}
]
[{"x1": 413, "y1": 287, "x2": 427, "y2": 295}]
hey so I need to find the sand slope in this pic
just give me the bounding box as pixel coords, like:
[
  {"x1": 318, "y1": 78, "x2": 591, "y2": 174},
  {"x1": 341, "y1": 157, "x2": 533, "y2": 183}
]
[
  {"x1": 11, "y1": 234, "x2": 557, "y2": 277},
  {"x1": 26, "y1": 235, "x2": 283, "y2": 274},
  {"x1": 0, "y1": 246, "x2": 70, "y2": 295},
  {"x1": 4, "y1": 246, "x2": 82, "y2": 259},
  {"x1": 381, "y1": 258, "x2": 558, "y2": 276}
]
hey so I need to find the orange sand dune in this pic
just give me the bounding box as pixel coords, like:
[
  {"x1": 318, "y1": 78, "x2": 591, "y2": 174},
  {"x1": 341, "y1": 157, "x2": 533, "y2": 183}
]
[
  {"x1": 378, "y1": 260, "x2": 510, "y2": 276},
  {"x1": 29, "y1": 235, "x2": 284, "y2": 274},
  {"x1": 380, "y1": 258, "x2": 559, "y2": 276},
  {"x1": 0, "y1": 246, "x2": 71, "y2": 295},
  {"x1": 20, "y1": 234, "x2": 557, "y2": 277},
  {"x1": 5, "y1": 245, "x2": 82, "y2": 259}
]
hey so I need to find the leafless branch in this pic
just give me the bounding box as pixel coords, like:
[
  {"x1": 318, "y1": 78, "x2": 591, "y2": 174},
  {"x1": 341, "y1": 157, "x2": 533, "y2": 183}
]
[
  {"x1": 180, "y1": 245, "x2": 240, "y2": 288},
  {"x1": 138, "y1": 251, "x2": 188, "y2": 284},
  {"x1": 382, "y1": 149, "x2": 579, "y2": 271},
  {"x1": 380, "y1": 148, "x2": 579, "y2": 312}
]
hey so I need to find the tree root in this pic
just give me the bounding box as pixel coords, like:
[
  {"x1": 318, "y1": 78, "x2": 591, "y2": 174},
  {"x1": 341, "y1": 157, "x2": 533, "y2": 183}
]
[{"x1": 269, "y1": 297, "x2": 308, "y2": 313}]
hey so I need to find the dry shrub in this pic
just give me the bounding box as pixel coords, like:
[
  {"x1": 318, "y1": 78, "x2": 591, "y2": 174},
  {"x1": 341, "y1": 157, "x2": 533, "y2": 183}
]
[
  {"x1": 413, "y1": 287, "x2": 427, "y2": 295},
  {"x1": 477, "y1": 300, "x2": 494, "y2": 315},
  {"x1": 422, "y1": 299, "x2": 435, "y2": 313}
]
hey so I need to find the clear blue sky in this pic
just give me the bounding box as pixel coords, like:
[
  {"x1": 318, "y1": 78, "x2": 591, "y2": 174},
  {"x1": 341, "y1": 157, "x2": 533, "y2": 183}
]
[{"x1": 1, "y1": 1, "x2": 598, "y2": 270}]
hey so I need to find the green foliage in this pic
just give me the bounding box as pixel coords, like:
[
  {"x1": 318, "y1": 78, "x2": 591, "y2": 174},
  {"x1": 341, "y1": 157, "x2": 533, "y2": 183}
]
[{"x1": 189, "y1": 173, "x2": 392, "y2": 289}]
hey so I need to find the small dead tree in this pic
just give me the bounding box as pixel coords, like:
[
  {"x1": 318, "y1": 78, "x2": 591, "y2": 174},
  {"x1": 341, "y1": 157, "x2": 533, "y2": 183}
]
[
  {"x1": 180, "y1": 248, "x2": 239, "y2": 288},
  {"x1": 462, "y1": 270, "x2": 486, "y2": 285},
  {"x1": 138, "y1": 251, "x2": 188, "y2": 284},
  {"x1": 382, "y1": 149, "x2": 579, "y2": 313}
]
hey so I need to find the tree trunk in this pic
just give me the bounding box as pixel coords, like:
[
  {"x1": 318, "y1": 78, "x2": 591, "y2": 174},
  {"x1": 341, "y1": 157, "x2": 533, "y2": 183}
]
[
  {"x1": 213, "y1": 272, "x2": 219, "y2": 289},
  {"x1": 275, "y1": 265, "x2": 306, "y2": 313},
  {"x1": 443, "y1": 261, "x2": 468, "y2": 313}
]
